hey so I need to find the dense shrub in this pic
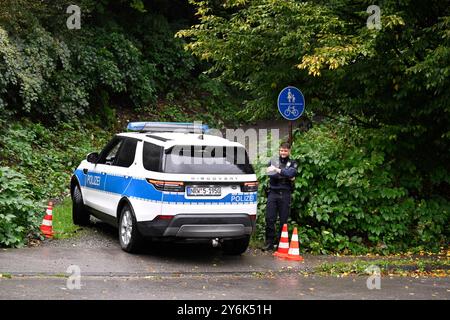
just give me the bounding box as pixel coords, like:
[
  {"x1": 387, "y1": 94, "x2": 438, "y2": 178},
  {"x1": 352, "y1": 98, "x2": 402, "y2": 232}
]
[
  {"x1": 0, "y1": 24, "x2": 158, "y2": 121},
  {"x1": 0, "y1": 118, "x2": 110, "y2": 200},
  {"x1": 0, "y1": 116, "x2": 111, "y2": 246},
  {"x1": 0, "y1": 1, "x2": 206, "y2": 122},
  {"x1": 0, "y1": 167, "x2": 40, "y2": 247},
  {"x1": 254, "y1": 121, "x2": 450, "y2": 254}
]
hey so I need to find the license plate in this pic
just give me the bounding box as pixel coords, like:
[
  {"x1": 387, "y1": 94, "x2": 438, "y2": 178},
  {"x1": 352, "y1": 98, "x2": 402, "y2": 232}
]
[{"x1": 187, "y1": 185, "x2": 221, "y2": 196}]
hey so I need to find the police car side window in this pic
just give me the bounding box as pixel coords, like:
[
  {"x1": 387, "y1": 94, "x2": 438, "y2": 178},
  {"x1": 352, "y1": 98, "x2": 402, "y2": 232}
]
[
  {"x1": 105, "y1": 141, "x2": 122, "y2": 165},
  {"x1": 115, "y1": 138, "x2": 138, "y2": 168},
  {"x1": 143, "y1": 142, "x2": 163, "y2": 172},
  {"x1": 97, "y1": 138, "x2": 123, "y2": 165}
]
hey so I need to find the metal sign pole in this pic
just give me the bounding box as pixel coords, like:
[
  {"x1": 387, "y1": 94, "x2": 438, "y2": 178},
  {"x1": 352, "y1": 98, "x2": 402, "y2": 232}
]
[{"x1": 289, "y1": 121, "x2": 293, "y2": 145}]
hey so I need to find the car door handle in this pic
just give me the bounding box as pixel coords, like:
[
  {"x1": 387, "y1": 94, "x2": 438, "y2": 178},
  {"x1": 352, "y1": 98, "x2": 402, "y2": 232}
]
[{"x1": 83, "y1": 169, "x2": 88, "y2": 174}]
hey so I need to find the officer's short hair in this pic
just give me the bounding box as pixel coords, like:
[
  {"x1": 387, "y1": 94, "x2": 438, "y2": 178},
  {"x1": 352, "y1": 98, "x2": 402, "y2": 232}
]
[{"x1": 279, "y1": 142, "x2": 291, "y2": 149}]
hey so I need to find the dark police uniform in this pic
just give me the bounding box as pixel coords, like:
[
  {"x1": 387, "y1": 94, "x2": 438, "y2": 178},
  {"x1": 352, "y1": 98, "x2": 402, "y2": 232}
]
[{"x1": 265, "y1": 156, "x2": 298, "y2": 248}]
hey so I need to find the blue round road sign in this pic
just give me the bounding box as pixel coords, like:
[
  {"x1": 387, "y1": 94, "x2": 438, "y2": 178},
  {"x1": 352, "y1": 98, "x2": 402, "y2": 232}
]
[{"x1": 277, "y1": 86, "x2": 305, "y2": 121}]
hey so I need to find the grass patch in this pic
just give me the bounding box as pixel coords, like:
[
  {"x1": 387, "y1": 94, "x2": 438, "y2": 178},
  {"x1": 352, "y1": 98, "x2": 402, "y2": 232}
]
[
  {"x1": 249, "y1": 236, "x2": 264, "y2": 249},
  {"x1": 52, "y1": 197, "x2": 81, "y2": 239},
  {"x1": 314, "y1": 258, "x2": 450, "y2": 277}
]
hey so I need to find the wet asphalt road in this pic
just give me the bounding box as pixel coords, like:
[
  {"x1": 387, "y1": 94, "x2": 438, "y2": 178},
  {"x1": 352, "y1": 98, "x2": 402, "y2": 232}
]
[
  {"x1": 1, "y1": 274, "x2": 449, "y2": 300},
  {"x1": 0, "y1": 219, "x2": 449, "y2": 300}
]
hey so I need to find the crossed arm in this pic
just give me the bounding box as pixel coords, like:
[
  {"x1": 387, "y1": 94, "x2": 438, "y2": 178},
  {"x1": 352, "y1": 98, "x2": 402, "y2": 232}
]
[{"x1": 267, "y1": 162, "x2": 297, "y2": 179}]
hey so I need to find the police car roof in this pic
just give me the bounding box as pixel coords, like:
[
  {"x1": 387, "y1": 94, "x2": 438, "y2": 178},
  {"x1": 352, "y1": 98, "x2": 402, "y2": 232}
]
[{"x1": 117, "y1": 132, "x2": 244, "y2": 148}]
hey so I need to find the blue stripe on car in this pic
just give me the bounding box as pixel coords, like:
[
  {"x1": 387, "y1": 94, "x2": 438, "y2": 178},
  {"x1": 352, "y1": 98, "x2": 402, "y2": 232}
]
[{"x1": 73, "y1": 169, "x2": 257, "y2": 204}]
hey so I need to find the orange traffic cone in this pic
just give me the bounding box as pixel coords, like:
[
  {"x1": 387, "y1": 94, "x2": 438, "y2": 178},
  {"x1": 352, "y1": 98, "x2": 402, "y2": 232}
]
[
  {"x1": 40, "y1": 201, "x2": 54, "y2": 238},
  {"x1": 273, "y1": 224, "x2": 290, "y2": 258},
  {"x1": 285, "y1": 227, "x2": 303, "y2": 261}
]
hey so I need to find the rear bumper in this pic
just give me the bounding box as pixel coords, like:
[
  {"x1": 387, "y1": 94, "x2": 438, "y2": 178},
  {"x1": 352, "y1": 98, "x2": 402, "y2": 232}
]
[{"x1": 137, "y1": 214, "x2": 255, "y2": 239}]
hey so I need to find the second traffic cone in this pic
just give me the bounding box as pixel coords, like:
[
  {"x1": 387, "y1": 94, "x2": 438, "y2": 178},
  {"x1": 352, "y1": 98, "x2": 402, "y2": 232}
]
[
  {"x1": 273, "y1": 224, "x2": 290, "y2": 258},
  {"x1": 285, "y1": 227, "x2": 303, "y2": 261},
  {"x1": 40, "y1": 201, "x2": 54, "y2": 238}
]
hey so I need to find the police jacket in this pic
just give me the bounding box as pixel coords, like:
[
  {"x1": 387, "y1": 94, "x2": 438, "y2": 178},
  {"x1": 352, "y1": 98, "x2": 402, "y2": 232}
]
[{"x1": 268, "y1": 156, "x2": 298, "y2": 191}]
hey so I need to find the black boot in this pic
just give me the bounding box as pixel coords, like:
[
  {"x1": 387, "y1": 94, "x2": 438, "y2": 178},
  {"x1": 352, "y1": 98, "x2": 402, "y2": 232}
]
[{"x1": 262, "y1": 242, "x2": 274, "y2": 251}]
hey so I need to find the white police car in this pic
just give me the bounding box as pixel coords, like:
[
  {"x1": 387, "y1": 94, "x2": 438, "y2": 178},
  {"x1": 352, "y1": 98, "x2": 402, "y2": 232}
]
[{"x1": 70, "y1": 122, "x2": 258, "y2": 254}]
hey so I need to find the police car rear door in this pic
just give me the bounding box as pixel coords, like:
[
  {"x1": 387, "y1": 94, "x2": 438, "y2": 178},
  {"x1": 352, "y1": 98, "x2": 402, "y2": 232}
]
[
  {"x1": 83, "y1": 137, "x2": 123, "y2": 212},
  {"x1": 99, "y1": 137, "x2": 138, "y2": 217}
]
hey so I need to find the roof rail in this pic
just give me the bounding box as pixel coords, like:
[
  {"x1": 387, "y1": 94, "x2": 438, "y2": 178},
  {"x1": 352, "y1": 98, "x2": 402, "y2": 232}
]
[{"x1": 127, "y1": 122, "x2": 209, "y2": 133}]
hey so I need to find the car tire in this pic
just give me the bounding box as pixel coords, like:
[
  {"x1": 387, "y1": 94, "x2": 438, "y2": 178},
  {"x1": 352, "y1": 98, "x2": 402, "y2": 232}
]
[
  {"x1": 72, "y1": 185, "x2": 90, "y2": 226},
  {"x1": 118, "y1": 204, "x2": 143, "y2": 253},
  {"x1": 221, "y1": 236, "x2": 250, "y2": 255}
]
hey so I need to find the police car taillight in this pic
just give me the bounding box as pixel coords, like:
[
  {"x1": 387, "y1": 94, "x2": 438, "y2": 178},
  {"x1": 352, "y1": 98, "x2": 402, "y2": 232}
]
[
  {"x1": 154, "y1": 215, "x2": 174, "y2": 221},
  {"x1": 146, "y1": 179, "x2": 185, "y2": 192},
  {"x1": 241, "y1": 181, "x2": 258, "y2": 192}
]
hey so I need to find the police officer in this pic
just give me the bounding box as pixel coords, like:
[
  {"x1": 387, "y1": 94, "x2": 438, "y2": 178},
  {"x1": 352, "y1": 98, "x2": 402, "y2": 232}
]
[{"x1": 263, "y1": 142, "x2": 298, "y2": 251}]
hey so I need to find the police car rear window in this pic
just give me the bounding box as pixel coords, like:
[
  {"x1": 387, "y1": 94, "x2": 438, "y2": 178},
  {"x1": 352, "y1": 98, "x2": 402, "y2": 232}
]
[
  {"x1": 143, "y1": 142, "x2": 163, "y2": 172},
  {"x1": 163, "y1": 146, "x2": 254, "y2": 174}
]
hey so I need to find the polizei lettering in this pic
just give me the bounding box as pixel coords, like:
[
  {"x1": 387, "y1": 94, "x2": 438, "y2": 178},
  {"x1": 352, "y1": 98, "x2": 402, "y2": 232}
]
[
  {"x1": 177, "y1": 304, "x2": 211, "y2": 318},
  {"x1": 87, "y1": 175, "x2": 101, "y2": 186},
  {"x1": 231, "y1": 194, "x2": 255, "y2": 202}
]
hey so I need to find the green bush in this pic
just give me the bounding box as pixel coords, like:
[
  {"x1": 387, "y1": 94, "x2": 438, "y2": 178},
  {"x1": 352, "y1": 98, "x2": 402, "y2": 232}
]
[
  {"x1": 0, "y1": 167, "x2": 41, "y2": 247},
  {"x1": 0, "y1": 118, "x2": 110, "y2": 201},
  {"x1": 254, "y1": 121, "x2": 450, "y2": 254},
  {"x1": 0, "y1": 116, "x2": 111, "y2": 247}
]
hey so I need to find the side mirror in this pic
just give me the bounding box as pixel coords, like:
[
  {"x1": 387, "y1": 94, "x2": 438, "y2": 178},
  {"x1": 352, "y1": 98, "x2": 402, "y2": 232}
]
[{"x1": 86, "y1": 152, "x2": 99, "y2": 163}]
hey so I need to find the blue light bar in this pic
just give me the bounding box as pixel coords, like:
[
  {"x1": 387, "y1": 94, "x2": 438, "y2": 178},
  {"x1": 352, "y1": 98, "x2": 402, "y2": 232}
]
[{"x1": 127, "y1": 122, "x2": 209, "y2": 133}]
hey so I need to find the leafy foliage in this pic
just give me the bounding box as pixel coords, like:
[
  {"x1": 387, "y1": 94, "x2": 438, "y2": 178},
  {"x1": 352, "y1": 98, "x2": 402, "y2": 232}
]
[
  {"x1": 0, "y1": 116, "x2": 110, "y2": 247},
  {"x1": 0, "y1": 0, "x2": 448, "y2": 253},
  {"x1": 182, "y1": 0, "x2": 450, "y2": 253},
  {"x1": 179, "y1": 0, "x2": 449, "y2": 121},
  {"x1": 0, "y1": 167, "x2": 40, "y2": 247},
  {"x1": 0, "y1": 118, "x2": 110, "y2": 200},
  {"x1": 0, "y1": 24, "x2": 156, "y2": 120},
  {"x1": 315, "y1": 257, "x2": 450, "y2": 277},
  {"x1": 254, "y1": 122, "x2": 450, "y2": 254},
  {"x1": 0, "y1": 0, "x2": 211, "y2": 121},
  {"x1": 179, "y1": 0, "x2": 450, "y2": 193}
]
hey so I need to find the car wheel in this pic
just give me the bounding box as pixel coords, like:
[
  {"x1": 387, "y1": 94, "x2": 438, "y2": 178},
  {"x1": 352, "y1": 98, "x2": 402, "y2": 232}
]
[
  {"x1": 118, "y1": 204, "x2": 142, "y2": 253},
  {"x1": 221, "y1": 236, "x2": 250, "y2": 255},
  {"x1": 72, "y1": 185, "x2": 90, "y2": 226}
]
